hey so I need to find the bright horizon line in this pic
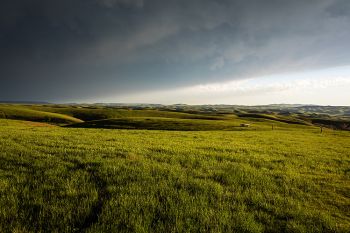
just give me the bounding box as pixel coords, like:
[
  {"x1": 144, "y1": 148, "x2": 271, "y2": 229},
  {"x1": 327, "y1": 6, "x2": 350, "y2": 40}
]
[{"x1": 1, "y1": 101, "x2": 348, "y2": 107}]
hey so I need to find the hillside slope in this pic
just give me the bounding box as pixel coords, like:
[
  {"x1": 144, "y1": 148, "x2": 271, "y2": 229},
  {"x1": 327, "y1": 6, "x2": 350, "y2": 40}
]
[{"x1": 0, "y1": 105, "x2": 83, "y2": 124}]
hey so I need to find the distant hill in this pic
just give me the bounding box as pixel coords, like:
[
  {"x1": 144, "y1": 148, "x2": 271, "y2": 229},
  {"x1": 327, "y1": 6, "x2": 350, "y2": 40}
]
[{"x1": 0, "y1": 103, "x2": 349, "y2": 130}]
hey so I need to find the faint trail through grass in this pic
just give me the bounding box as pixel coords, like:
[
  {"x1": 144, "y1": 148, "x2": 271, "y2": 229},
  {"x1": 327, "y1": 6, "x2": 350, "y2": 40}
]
[{"x1": 67, "y1": 159, "x2": 111, "y2": 233}]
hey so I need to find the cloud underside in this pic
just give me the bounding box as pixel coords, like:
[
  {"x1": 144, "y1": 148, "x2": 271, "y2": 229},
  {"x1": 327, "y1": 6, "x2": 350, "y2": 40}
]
[{"x1": 0, "y1": 0, "x2": 350, "y2": 101}]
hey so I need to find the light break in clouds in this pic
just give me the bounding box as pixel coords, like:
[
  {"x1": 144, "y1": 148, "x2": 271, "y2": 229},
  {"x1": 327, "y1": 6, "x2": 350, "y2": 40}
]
[{"x1": 104, "y1": 66, "x2": 350, "y2": 106}]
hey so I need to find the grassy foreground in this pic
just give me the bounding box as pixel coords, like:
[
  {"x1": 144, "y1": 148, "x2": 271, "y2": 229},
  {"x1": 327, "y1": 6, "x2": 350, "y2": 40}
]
[{"x1": 0, "y1": 119, "x2": 349, "y2": 232}]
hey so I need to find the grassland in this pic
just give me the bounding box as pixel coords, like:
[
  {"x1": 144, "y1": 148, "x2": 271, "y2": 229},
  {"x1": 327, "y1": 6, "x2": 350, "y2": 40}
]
[
  {"x1": 0, "y1": 104, "x2": 349, "y2": 232},
  {"x1": 25, "y1": 105, "x2": 223, "y2": 121},
  {"x1": 0, "y1": 105, "x2": 83, "y2": 124}
]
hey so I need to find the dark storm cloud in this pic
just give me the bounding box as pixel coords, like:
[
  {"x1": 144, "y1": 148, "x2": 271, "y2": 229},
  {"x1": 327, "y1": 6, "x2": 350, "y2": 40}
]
[{"x1": 0, "y1": 0, "x2": 349, "y2": 101}]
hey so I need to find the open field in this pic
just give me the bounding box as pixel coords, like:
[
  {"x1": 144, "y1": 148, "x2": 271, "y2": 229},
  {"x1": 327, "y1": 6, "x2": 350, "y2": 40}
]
[
  {"x1": 0, "y1": 104, "x2": 349, "y2": 232},
  {"x1": 65, "y1": 116, "x2": 309, "y2": 131},
  {"x1": 1, "y1": 104, "x2": 349, "y2": 130}
]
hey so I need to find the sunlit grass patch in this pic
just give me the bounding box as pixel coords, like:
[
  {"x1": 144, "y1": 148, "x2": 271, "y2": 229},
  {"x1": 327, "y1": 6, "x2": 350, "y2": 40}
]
[{"x1": 0, "y1": 119, "x2": 349, "y2": 232}]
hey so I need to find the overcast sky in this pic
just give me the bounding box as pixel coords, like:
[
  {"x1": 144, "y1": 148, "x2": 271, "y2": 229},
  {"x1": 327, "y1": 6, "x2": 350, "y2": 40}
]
[{"x1": 1, "y1": 0, "x2": 350, "y2": 105}]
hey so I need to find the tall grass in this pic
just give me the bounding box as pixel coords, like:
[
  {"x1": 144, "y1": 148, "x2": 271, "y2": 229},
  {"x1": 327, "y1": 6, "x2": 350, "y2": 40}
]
[{"x1": 0, "y1": 119, "x2": 349, "y2": 232}]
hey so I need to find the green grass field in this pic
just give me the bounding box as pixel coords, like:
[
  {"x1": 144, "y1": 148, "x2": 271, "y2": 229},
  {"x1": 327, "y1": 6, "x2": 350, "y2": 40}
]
[
  {"x1": 0, "y1": 105, "x2": 349, "y2": 232},
  {"x1": 0, "y1": 105, "x2": 83, "y2": 124}
]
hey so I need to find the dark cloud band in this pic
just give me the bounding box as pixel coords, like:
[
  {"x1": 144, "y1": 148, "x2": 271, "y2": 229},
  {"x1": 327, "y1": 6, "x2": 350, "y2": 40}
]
[{"x1": 0, "y1": 0, "x2": 349, "y2": 101}]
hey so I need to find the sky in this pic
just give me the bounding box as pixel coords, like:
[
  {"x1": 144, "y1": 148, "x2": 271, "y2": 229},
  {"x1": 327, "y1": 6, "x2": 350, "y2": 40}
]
[{"x1": 1, "y1": 0, "x2": 350, "y2": 105}]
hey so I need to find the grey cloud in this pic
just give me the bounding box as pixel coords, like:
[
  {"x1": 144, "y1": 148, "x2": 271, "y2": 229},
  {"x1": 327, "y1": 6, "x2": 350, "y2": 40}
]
[
  {"x1": 0, "y1": 0, "x2": 350, "y2": 102},
  {"x1": 326, "y1": 0, "x2": 350, "y2": 17},
  {"x1": 98, "y1": 0, "x2": 144, "y2": 8}
]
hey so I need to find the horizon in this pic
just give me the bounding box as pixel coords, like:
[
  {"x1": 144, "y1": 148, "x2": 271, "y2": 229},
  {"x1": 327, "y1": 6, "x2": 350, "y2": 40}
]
[{"x1": 1, "y1": 101, "x2": 349, "y2": 107}]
